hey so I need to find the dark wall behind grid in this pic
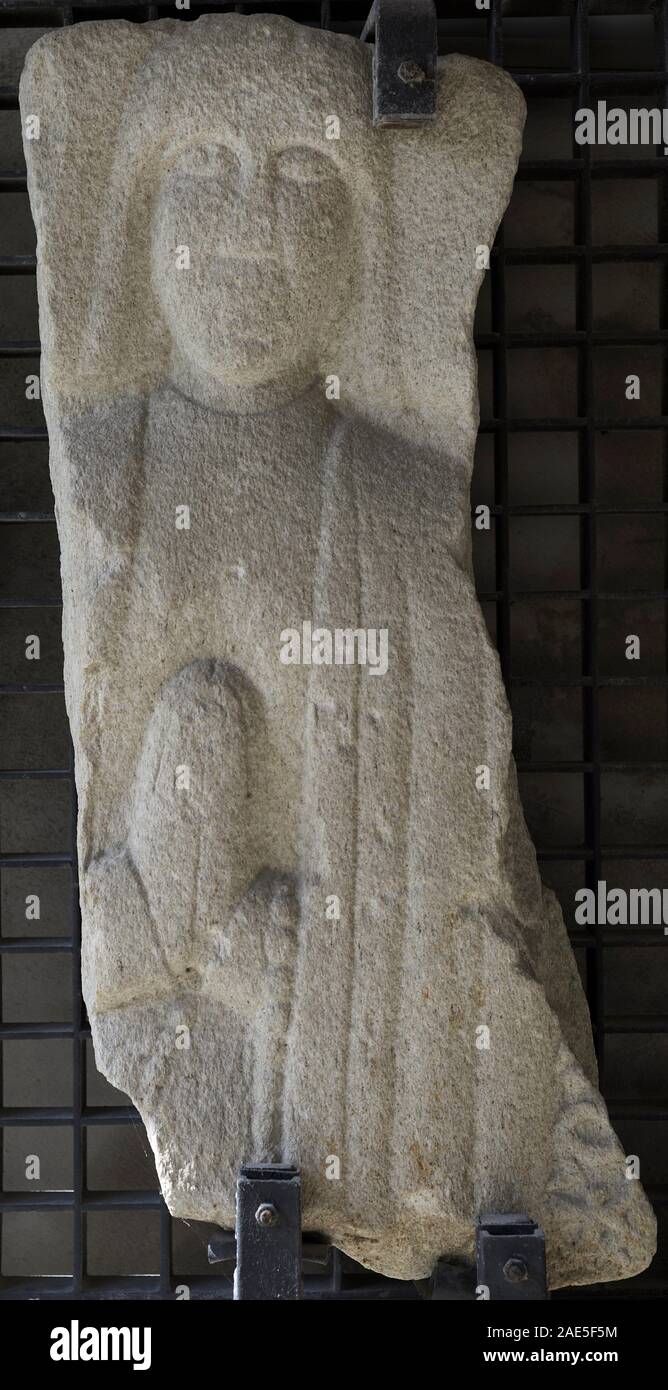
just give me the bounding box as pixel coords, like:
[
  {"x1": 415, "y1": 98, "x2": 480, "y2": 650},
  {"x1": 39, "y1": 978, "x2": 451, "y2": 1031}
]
[{"x1": 1, "y1": 0, "x2": 667, "y2": 1300}]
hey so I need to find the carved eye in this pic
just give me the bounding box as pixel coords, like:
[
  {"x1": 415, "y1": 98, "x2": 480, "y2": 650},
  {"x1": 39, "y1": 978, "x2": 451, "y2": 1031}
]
[{"x1": 274, "y1": 146, "x2": 337, "y2": 184}]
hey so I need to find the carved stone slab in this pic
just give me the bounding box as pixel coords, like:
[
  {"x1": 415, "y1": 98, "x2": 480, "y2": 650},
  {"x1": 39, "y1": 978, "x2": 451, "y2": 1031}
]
[{"x1": 21, "y1": 13, "x2": 656, "y2": 1286}]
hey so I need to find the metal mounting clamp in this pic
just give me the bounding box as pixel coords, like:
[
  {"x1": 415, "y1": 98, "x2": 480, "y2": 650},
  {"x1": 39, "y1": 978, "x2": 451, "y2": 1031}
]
[
  {"x1": 476, "y1": 1212, "x2": 548, "y2": 1301},
  {"x1": 208, "y1": 1164, "x2": 303, "y2": 1300},
  {"x1": 362, "y1": 0, "x2": 438, "y2": 128}
]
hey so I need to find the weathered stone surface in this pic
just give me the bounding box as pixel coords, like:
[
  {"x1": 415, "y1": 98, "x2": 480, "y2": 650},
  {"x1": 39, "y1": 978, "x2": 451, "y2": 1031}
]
[{"x1": 21, "y1": 13, "x2": 656, "y2": 1286}]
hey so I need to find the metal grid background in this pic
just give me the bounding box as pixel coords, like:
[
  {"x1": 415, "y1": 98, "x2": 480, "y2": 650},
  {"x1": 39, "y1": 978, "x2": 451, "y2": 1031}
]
[{"x1": 1, "y1": 0, "x2": 667, "y2": 1300}]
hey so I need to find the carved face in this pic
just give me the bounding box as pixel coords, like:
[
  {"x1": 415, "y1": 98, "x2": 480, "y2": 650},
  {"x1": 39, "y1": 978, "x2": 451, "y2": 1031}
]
[{"x1": 152, "y1": 137, "x2": 353, "y2": 386}]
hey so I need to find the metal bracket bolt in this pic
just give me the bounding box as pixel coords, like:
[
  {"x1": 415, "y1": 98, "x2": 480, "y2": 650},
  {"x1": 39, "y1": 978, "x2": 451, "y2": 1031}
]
[
  {"x1": 503, "y1": 1257, "x2": 529, "y2": 1284},
  {"x1": 255, "y1": 1202, "x2": 279, "y2": 1228}
]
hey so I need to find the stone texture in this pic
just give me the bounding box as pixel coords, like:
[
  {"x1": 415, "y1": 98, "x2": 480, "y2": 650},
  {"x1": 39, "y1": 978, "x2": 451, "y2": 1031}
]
[{"x1": 21, "y1": 13, "x2": 656, "y2": 1287}]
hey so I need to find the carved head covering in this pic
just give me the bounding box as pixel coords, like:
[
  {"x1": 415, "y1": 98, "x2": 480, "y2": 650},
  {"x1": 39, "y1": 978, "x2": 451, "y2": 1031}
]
[{"x1": 22, "y1": 13, "x2": 523, "y2": 457}]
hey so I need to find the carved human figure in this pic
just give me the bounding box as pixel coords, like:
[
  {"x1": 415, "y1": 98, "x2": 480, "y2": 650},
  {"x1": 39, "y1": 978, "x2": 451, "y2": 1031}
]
[{"x1": 21, "y1": 14, "x2": 656, "y2": 1285}]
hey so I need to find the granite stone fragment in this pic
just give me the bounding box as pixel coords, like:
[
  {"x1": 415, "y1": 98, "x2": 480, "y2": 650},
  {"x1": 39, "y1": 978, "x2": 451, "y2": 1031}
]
[{"x1": 20, "y1": 13, "x2": 656, "y2": 1286}]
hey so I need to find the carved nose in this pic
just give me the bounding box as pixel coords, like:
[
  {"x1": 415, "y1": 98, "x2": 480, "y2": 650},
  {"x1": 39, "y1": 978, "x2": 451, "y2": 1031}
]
[{"x1": 220, "y1": 173, "x2": 275, "y2": 258}]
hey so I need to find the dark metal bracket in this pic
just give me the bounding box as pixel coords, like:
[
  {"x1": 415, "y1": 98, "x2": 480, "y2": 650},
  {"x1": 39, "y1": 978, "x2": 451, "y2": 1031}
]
[
  {"x1": 209, "y1": 1163, "x2": 303, "y2": 1300},
  {"x1": 476, "y1": 1212, "x2": 548, "y2": 1301},
  {"x1": 420, "y1": 1213, "x2": 548, "y2": 1301},
  {"x1": 362, "y1": 0, "x2": 438, "y2": 127}
]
